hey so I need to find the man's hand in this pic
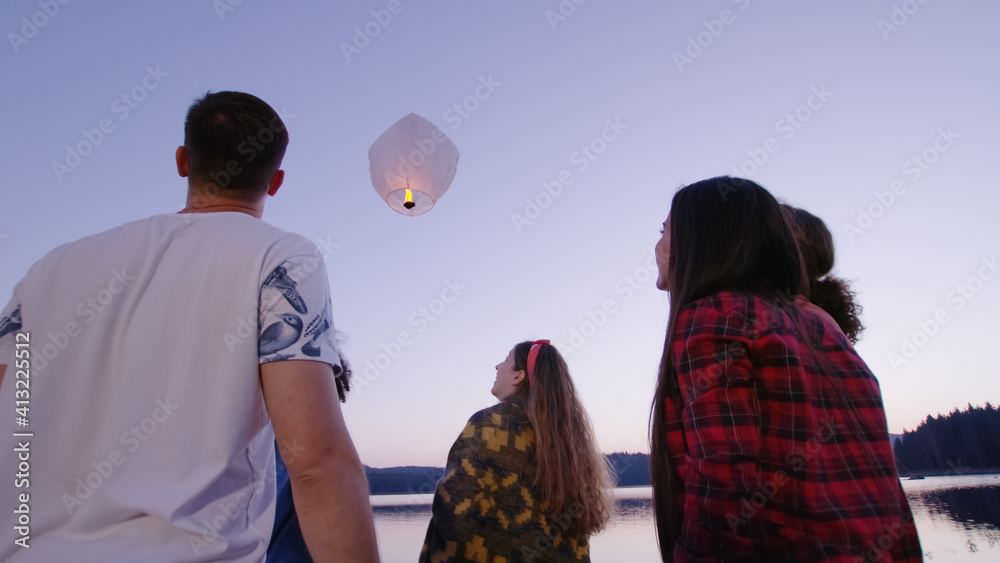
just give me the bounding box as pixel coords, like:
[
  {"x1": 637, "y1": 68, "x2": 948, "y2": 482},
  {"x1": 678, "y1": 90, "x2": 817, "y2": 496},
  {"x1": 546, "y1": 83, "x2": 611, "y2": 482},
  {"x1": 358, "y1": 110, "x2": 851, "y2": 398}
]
[{"x1": 261, "y1": 359, "x2": 379, "y2": 562}]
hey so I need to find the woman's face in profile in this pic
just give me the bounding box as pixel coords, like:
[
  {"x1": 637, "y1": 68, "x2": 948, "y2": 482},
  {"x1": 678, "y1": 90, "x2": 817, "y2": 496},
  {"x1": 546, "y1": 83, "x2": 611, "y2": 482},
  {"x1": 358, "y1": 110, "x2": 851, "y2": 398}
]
[
  {"x1": 492, "y1": 346, "x2": 525, "y2": 400},
  {"x1": 654, "y1": 216, "x2": 671, "y2": 292}
]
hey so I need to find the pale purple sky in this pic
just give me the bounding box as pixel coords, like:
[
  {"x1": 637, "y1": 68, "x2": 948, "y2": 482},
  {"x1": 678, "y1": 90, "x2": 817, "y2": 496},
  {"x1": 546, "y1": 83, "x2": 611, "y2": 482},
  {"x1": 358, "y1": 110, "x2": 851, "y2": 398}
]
[{"x1": 2, "y1": 0, "x2": 997, "y2": 468}]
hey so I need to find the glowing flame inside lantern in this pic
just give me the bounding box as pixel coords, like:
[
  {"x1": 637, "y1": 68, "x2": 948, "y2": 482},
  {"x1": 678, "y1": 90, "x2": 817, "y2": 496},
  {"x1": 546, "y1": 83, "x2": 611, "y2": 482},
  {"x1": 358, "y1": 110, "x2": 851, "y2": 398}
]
[{"x1": 403, "y1": 188, "x2": 415, "y2": 210}]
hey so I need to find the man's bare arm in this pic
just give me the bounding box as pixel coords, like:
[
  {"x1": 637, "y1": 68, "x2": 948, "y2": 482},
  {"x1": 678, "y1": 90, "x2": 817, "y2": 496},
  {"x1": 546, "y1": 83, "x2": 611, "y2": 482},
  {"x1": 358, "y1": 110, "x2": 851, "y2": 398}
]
[{"x1": 261, "y1": 359, "x2": 379, "y2": 562}]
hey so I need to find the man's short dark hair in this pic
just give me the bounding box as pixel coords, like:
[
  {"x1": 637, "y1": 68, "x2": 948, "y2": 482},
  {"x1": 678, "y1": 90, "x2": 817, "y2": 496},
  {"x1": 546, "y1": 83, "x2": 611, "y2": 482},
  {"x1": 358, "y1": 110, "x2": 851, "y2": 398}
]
[{"x1": 183, "y1": 91, "x2": 289, "y2": 197}]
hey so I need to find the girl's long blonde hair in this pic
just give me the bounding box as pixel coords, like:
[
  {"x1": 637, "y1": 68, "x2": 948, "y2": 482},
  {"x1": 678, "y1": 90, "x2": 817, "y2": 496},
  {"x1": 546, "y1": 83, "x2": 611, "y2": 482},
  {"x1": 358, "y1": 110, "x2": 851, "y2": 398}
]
[{"x1": 511, "y1": 341, "x2": 615, "y2": 537}]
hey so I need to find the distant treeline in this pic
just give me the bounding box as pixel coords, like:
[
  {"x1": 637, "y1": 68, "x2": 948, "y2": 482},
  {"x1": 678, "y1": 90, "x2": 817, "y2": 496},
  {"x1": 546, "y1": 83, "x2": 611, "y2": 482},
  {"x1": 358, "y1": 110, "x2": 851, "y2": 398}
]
[
  {"x1": 894, "y1": 403, "x2": 1000, "y2": 475},
  {"x1": 366, "y1": 452, "x2": 653, "y2": 495},
  {"x1": 366, "y1": 466, "x2": 443, "y2": 495}
]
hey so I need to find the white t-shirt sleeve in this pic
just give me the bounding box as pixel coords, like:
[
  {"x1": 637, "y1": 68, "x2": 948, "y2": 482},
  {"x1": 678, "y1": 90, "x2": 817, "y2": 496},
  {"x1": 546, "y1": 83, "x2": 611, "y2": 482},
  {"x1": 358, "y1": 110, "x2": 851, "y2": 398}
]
[
  {"x1": 257, "y1": 254, "x2": 343, "y2": 373},
  {"x1": 0, "y1": 290, "x2": 22, "y2": 366}
]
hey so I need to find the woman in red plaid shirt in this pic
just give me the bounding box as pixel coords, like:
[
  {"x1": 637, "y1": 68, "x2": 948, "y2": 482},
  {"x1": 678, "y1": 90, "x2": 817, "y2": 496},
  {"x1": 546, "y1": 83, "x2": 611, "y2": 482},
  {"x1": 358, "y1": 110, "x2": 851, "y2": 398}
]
[{"x1": 649, "y1": 177, "x2": 922, "y2": 562}]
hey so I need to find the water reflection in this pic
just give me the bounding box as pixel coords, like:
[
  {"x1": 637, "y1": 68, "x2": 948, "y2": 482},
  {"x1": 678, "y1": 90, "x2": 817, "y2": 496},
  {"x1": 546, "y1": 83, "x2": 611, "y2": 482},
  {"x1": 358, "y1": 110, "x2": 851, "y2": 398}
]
[
  {"x1": 901, "y1": 475, "x2": 1000, "y2": 560},
  {"x1": 371, "y1": 475, "x2": 1000, "y2": 562},
  {"x1": 613, "y1": 496, "x2": 653, "y2": 522},
  {"x1": 914, "y1": 484, "x2": 1000, "y2": 529},
  {"x1": 373, "y1": 503, "x2": 431, "y2": 523}
]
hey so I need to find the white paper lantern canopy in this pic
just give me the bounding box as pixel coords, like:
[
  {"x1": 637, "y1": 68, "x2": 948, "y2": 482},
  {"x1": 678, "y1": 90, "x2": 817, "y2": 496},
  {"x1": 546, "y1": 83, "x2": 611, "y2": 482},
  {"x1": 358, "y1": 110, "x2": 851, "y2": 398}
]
[{"x1": 368, "y1": 113, "x2": 460, "y2": 216}]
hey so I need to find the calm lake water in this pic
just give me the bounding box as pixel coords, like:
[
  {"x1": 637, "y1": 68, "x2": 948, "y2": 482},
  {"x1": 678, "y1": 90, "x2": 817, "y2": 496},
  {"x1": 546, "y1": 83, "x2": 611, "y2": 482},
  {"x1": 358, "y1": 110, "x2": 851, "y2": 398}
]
[{"x1": 370, "y1": 474, "x2": 1000, "y2": 562}]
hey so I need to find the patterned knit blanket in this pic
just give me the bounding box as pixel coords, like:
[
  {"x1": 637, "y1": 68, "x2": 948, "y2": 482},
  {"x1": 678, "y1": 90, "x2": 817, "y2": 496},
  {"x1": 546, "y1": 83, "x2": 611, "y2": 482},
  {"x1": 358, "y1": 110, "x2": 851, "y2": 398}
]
[{"x1": 420, "y1": 396, "x2": 592, "y2": 562}]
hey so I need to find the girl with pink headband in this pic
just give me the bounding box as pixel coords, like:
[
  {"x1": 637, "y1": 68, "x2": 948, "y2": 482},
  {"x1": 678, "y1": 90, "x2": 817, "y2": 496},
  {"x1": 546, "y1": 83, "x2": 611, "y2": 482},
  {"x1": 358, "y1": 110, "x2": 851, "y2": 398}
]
[{"x1": 420, "y1": 340, "x2": 614, "y2": 562}]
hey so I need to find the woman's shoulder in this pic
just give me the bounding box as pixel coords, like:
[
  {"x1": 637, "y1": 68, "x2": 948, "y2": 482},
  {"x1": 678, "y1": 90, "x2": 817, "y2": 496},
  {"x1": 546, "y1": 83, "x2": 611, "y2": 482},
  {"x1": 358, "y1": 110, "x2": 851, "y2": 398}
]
[
  {"x1": 675, "y1": 290, "x2": 759, "y2": 332},
  {"x1": 681, "y1": 289, "x2": 777, "y2": 313},
  {"x1": 676, "y1": 290, "x2": 754, "y2": 321},
  {"x1": 675, "y1": 290, "x2": 806, "y2": 342},
  {"x1": 454, "y1": 398, "x2": 536, "y2": 460},
  {"x1": 466, "y1": 397, "x2": 530, "y2": 428},
  {"x1": 794, "y1": 295, "x2": 841, "y2": 330}
]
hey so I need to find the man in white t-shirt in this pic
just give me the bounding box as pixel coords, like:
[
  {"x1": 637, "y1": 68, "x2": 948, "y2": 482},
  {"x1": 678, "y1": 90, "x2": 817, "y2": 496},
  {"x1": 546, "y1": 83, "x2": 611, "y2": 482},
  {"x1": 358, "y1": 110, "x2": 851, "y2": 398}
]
[{"x1": 0, "y1": 91, "x2": 379, "y2": 562}]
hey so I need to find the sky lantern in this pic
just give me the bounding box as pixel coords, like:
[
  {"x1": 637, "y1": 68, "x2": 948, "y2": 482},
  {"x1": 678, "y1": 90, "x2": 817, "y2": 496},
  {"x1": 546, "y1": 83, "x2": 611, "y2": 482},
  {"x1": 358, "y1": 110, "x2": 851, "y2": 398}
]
[{"x1": 368, "y1": 113, "x2": 460, "y2": 216}]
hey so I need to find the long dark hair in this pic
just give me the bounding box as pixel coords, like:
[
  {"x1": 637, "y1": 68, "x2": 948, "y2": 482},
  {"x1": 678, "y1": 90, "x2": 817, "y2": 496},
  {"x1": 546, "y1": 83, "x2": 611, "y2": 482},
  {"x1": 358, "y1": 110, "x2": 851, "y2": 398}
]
[
  {"x1": 650, "y1": 177, "x2": 806, "y2": 560},
  {"x1": 510, "y1": 341, "x2": 614, "y2": 537},
  {"x1": 781, "y1": 204, "x2": 865, "y2": 342}
]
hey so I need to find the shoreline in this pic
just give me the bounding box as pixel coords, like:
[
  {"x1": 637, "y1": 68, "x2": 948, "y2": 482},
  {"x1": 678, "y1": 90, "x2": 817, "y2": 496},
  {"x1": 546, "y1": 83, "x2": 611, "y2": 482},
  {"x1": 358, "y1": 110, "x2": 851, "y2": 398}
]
[
  {"x1": 369, "y1": 472, "x2": 1000, "y2": 496},
  {"x1": 899, "y1": 467, "x2": 1000, "y2": 478}
]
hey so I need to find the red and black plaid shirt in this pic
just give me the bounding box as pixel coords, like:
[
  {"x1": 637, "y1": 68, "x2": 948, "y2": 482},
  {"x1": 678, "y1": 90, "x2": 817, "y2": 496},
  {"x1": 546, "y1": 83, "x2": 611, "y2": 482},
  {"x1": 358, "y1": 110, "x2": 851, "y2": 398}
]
[{"x1": 664, "y1": 291, "x2": 922, "y2": 562}]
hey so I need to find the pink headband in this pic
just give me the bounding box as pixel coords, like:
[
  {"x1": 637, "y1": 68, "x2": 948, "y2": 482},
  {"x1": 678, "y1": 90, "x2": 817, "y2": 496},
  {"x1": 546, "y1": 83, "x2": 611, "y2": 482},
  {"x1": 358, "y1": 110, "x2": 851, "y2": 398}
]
[{"x1": 526, "y1": 340, "x2": 550, "y2": 386}]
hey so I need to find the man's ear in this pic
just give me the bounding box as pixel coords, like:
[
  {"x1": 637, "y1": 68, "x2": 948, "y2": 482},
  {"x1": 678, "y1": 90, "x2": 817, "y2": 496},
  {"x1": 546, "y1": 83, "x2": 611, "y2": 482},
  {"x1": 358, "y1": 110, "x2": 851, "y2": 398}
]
[
  {"x1": 267, "y1": 169, "x2": 284, "y2": 196},
  {"x1": 176, "y1": 146, "x2": 189, "y2": 178}
]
